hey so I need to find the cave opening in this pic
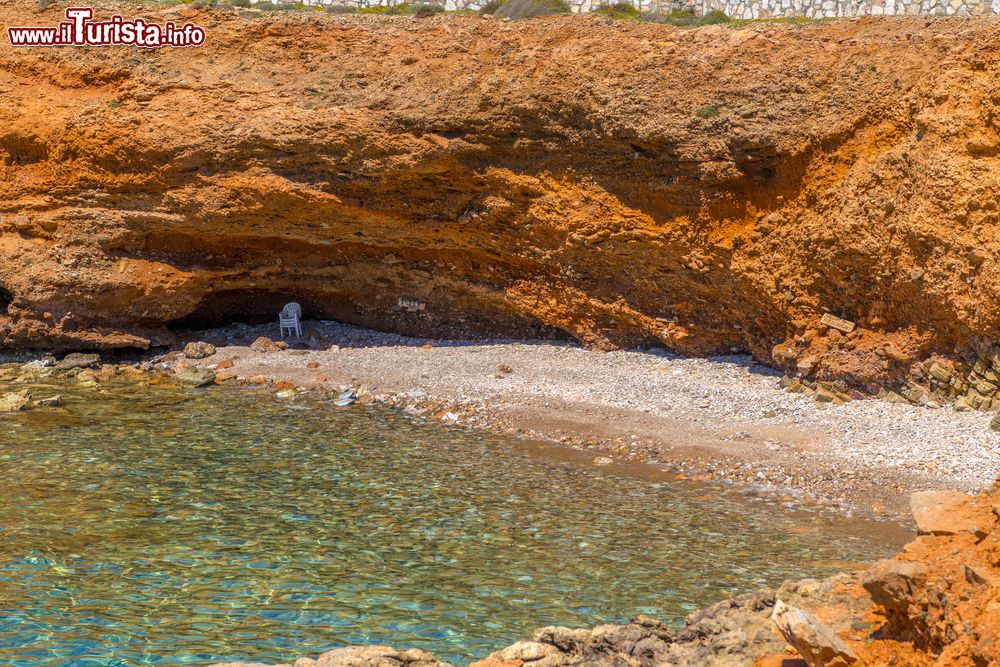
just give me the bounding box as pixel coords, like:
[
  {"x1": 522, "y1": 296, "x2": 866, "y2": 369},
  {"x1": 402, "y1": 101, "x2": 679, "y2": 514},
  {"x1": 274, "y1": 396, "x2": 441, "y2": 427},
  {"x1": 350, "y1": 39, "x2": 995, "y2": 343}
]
[
  {"x1": 167, "y1": 289, "x2": 340, "y2": 331},
  {"x1": 0, "y1": 286, "x2": 12, "y2": 315},
  {"x1": 166, "y1": 288, "x2": 574, "y2": 343}
]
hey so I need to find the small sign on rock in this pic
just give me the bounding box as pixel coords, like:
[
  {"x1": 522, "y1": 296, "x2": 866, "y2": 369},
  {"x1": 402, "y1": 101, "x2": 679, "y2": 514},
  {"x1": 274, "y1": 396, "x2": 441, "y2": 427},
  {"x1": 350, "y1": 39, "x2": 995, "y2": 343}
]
[{"x1": 820, "y1": 313, "x2": 856, "y2": 334}]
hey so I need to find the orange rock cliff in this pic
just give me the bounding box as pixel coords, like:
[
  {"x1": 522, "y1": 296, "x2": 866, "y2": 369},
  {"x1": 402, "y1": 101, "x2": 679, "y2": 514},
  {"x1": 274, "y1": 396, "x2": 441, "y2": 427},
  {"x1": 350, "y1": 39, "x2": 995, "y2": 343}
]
[{"x1": 2, "y1": 4, "x2": 1000, "y2": 400}]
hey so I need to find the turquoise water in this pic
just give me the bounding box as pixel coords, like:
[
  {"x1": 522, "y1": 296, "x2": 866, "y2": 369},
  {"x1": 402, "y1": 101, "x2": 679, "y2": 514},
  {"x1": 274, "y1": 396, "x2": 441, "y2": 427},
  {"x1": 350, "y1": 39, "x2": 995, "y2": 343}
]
[{"x1": 0, "y1": 375, "x2": 903, "y2": 666}]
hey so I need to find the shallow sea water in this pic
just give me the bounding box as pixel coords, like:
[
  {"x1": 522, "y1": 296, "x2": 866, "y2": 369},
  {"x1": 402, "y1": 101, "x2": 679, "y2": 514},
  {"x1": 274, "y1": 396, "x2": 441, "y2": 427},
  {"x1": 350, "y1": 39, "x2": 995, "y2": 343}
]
[{"x1": 0, "y1": 377, "x2": 906, "y2": 666}]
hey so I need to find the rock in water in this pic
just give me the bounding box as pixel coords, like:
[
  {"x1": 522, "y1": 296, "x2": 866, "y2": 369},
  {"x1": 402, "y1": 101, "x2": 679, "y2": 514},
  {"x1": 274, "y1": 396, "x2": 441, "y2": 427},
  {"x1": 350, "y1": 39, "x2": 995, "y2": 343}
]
[
  {"x1": 209, "y1": 645, "x2": 452, "y2": 667},
  {"x1": 770, "y1": 599, "x2": 858, "y2": 667},
  {"x1": 34, "y1": 395, "x2": 63, "y2": 407},
  {"x1": 22, "y1": 357, "x2": 55, "y2": 370},
  {"x1": 183, "y1": 341, "x2": 217, "y2": 360},
  {"x1": 333, "y1": 389, "x2": 356, "y2": 407},
  {"x1": 176, "y1": 368, "x2": 217, "y2": 388},
  {"x1": 0, "y1": 390, "x2": 30, "y2": 412},
  {"x1": 53, "y1": 353, "x2": 100, "y2": 371}
]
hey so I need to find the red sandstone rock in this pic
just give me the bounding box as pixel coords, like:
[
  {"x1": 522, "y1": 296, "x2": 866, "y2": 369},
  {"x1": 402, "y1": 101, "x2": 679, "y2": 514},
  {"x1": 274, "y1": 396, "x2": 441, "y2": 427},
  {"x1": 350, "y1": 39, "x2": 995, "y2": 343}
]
[
  {"x1": 770, "y1": 600, "x2": 858, "y2": 667},
  {"x1": 910, "y1": 491, "x2": 987, "y2": 538}
]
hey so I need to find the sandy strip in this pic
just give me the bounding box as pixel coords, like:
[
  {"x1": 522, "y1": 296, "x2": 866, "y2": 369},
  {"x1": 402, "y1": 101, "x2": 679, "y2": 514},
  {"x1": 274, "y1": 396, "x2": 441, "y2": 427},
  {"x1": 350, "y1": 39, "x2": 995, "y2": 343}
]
[{"x1": 167, "y1": 321, "x2": 1000, "y2": 518}]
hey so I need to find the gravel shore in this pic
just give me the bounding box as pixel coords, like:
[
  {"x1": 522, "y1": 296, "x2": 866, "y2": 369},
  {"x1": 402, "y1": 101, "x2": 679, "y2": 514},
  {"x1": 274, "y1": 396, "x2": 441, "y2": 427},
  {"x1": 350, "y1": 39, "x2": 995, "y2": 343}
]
[{"x1": 170, "y1": 321, "x2": 1000, "y2": 518}]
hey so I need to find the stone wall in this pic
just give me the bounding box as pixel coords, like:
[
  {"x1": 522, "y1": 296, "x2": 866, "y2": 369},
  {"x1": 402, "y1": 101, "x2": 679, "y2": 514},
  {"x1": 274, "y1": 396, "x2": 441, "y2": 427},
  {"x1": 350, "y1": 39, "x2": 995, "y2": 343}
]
[
  {"x1": 702, "y1": 0, "x2": 1000, "y2": 19},
  {"x1": 262, "y1": 0, "x2": 689, "y2": 10},
  {"x1": 269, "y1": 0, "x2": 1000, "y2": 17}
]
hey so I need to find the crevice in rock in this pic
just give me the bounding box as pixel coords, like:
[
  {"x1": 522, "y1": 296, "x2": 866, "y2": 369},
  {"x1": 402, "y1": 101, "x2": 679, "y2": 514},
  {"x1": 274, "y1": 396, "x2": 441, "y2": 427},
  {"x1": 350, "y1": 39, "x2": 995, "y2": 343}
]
[{"x1": 0, "y1": 286, "x2": 12, "y2": 315}]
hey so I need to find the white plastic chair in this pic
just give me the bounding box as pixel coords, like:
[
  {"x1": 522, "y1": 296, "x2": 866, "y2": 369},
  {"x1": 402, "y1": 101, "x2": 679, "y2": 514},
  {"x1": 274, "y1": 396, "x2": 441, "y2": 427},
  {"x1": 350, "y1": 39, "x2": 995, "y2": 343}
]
[{"x1": 278, "y1": 302, "x2": 302, "y2": 339}]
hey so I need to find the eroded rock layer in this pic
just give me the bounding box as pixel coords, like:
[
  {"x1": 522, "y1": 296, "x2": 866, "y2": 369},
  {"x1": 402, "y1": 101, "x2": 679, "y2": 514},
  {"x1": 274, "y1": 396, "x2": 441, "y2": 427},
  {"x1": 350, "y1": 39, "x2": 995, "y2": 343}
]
[{"x1": 3, "y1": 4, "x2": 1000, "y2": 394}]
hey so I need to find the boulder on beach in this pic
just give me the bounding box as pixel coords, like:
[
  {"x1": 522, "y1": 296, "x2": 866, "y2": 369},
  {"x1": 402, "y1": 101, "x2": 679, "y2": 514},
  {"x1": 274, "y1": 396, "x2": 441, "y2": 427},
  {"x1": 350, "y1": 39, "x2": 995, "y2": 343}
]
[
  {"x1": 183, "y1": 341, "x2": 217, "y2": 360},
  {"x1": 250, "y1": 337, "x2": 287, "y2": 354}
]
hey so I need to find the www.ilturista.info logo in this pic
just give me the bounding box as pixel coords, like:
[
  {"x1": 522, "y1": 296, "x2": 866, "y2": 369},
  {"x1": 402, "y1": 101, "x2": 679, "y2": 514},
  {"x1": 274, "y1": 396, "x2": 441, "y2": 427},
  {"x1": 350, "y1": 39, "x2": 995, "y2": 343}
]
[{"x1": 8, "y1": 7, "x2": 206, "y2": 48}]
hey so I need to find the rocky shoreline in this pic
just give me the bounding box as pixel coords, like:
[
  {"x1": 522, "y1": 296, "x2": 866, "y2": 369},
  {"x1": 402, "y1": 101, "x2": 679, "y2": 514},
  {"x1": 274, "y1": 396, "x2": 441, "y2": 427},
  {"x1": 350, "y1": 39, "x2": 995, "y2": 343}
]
[
  {"x1": 208, "y1": 486, "x2": 1000, "y2": 667},
  {"x1": 4, "y1": 321, "x2": 999, "y2": 519},
  {"x1": 209, "y1": 583, "x2": 834, "y2": 667}
]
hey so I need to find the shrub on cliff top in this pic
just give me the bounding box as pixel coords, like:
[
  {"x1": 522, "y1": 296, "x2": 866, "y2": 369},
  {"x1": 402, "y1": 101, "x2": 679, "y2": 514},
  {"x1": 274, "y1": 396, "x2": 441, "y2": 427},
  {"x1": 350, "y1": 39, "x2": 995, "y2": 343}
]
[
  {"x1": 245, "y1": 0, "x2": 308, "y2": 9},
  {"x1": 414, "y1": 3, "x2": 445, "y2": 16},
  {"x1": 493, "y1": 0, "x2": 570, "y2": 19},
  {"x1": 355, "y1": 3, "x2": 443, "y2": 14},
  {"x1": 595, "y1": 2, "x2": 640, "y2": 19},
  {"x1": 358, "y1": 3, "x2": 408, "y2": 12},
  {"x1": 642, "y1": 8, "x2": 730, "y2": 25}
]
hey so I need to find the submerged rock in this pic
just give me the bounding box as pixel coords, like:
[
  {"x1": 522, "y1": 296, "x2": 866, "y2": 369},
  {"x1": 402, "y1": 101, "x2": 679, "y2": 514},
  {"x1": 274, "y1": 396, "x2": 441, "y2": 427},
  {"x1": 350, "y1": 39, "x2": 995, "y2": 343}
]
[
  {"x1": 209, "y1": 645, "x2": 452, "y2": 667},
  {"x1": 176, "y1": 368, "x2": 217, "y2": 388},
  {"x1": 34, "y1": 395, "x2": 63, "y2": 407}
]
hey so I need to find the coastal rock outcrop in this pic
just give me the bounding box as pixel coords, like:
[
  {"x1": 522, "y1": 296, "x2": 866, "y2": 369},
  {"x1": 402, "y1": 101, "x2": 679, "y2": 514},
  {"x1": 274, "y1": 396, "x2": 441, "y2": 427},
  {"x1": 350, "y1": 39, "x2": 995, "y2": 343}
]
[
  {"x1": 2, "y1": 3, "x2": 1000, "y2": 399},
  {"x1": 770, "y1": 600, "x2": 858, "y2": 667},
  {"x1": 847, "y1": 487, "x2": 1000, "y2": 666}
]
